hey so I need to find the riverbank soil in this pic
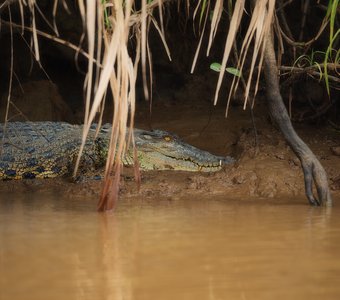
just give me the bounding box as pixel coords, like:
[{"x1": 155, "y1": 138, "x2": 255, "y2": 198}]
[{"x1": 0, "y1": 78, "x2": 339, "y2": 205}]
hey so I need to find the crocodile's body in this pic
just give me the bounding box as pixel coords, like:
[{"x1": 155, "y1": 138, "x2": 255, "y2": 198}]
[{"x1": 0, "y1": 122, "x2": 234, "y2": 180}]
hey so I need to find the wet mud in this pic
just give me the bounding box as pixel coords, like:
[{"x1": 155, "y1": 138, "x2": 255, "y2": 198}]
[{"x1": 0, "y1": 79, "x2": 339, "y2": 205}]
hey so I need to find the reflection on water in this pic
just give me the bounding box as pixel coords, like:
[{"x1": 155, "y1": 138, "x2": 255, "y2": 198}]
[{"x1": 1, "y1": 192, "x2": 340, "y2": 300}]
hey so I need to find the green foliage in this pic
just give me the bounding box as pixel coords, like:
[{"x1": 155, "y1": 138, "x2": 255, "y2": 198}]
[
  {"x1": 199, "y1": 0, "x2": 208, "y2": 27},
  {"x1": 323, "y1": 0, "x2": 339, "y2": 94},
  {"x1": 210, "y1": 62, "x2": 241, "y2": 77},
  {"x1": 293, "y1": 1, "x2": 339, "y2": 94},
  {"x1": 101, "y1": 0, "x2": 112, "y2": 29},
  {"x1": 327, "y1": 0, "x2": 339, "y2": 42}
]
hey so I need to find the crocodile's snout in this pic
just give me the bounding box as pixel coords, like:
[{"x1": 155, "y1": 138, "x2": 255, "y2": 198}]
[{"x1": 134, "y1": 129, "x2": 235, "y2": 172}]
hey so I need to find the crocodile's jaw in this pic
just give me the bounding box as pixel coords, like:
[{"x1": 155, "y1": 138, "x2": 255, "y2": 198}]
[
  {"x1": 136, "y1": 150, "x2": 230, "y2": 172},
  {"x1": 131, "y1": 129, "x2": 235, "y2": 172}
]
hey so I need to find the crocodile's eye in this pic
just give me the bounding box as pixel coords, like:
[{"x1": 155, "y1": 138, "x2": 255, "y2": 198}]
[{"x1": 163, "y1": 136, "x2": 172, "y2": 142}]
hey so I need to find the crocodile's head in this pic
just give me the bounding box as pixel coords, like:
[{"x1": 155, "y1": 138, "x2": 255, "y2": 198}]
[{"x1": 132, "y1": 129, "x2": 235, "y2": 172}]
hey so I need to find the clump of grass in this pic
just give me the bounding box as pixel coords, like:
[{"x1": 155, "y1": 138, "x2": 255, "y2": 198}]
[{"x1": 76, "y1": 0, "x2": 170, "y2": 211}]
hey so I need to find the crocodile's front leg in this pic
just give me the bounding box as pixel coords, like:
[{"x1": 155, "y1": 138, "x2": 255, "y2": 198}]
[{"x1": 263, "y1": 29, "x2": 332, "y2": 206}]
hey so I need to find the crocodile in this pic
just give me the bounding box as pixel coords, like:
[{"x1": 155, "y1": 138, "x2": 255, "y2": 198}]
[{"x1": 0, "y1": 122, "x2": 234, "y2": 180}]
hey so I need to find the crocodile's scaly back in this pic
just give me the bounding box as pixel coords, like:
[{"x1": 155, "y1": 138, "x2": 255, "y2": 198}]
[
  {"x1": 0, "y1": 122, "x2": 234, "y2": 180},
  {"x1": 0, "y1": 122, "x2": 105, "y2": 179}
]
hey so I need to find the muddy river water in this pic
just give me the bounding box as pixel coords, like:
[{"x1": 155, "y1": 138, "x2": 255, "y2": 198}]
[{"x1": 1, "y1": 192, "x2": 340, "y2": 300}]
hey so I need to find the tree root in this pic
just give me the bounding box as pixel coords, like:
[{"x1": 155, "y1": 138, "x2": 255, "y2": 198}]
[{"x1": 263, "y1": 27, "x2": 332, "y2": 206}]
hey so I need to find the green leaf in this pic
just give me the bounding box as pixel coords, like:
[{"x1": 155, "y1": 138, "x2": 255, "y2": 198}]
[
  {"x1": 226, "y1": 67, "x2": 241, "y2": 77},
  {"x1": 210, "y1": 62, "x2": 222, "y2": 72}
]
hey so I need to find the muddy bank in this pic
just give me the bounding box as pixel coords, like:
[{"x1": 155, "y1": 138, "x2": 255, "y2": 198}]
[{"x1": 1, "y1": 80, "x2": 339, "y2": 205}]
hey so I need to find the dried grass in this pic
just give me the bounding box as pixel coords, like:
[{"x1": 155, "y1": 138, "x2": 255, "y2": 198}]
[
  {"x1": 197, "y1": 0, "x2": 275, "y2": 117},
  {"x1": 78, "y1": 0, "x2": 170, "y2": 210}
]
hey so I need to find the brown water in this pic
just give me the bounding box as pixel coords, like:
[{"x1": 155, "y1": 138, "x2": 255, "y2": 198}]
[{"x1": 1, "y1": 192, "x2": 340, "y2": 300}]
